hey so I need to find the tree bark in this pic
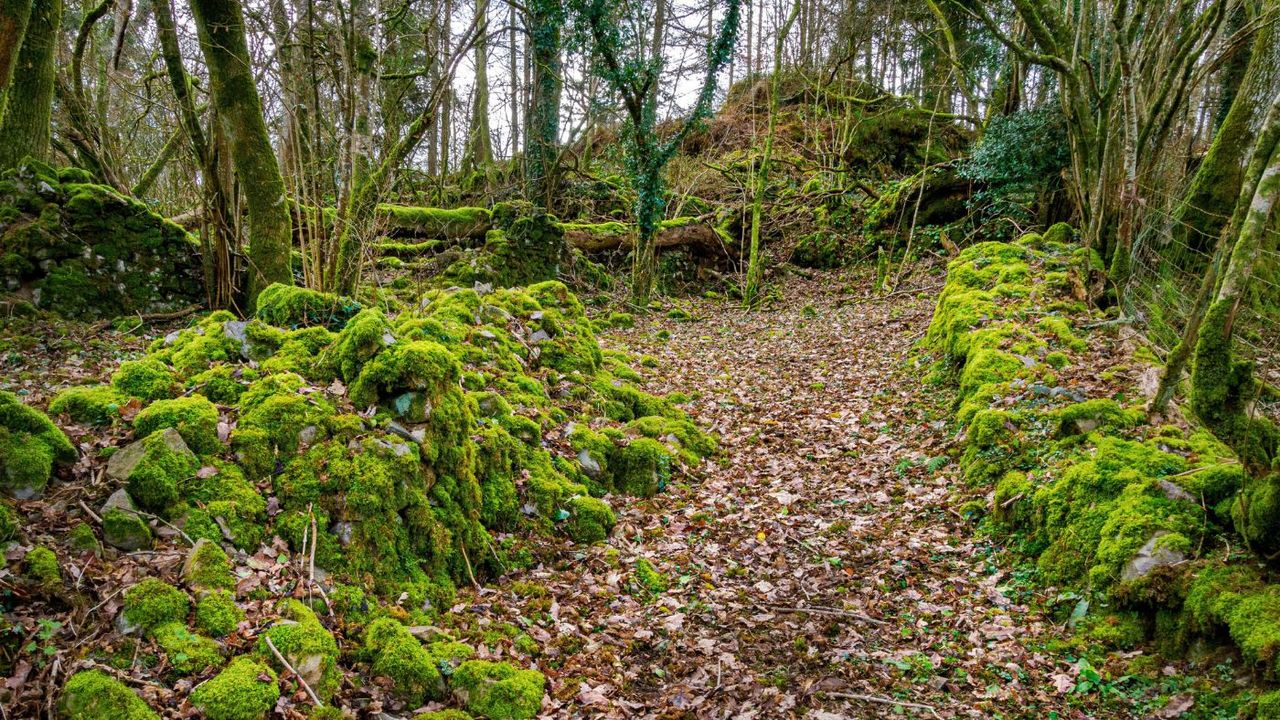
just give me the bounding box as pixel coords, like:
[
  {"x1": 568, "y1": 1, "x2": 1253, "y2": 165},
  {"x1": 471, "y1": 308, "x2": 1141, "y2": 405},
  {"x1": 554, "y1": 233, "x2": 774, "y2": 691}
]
[
  {"x1": 526, "y1": 0, "x2": 562, "y2": 207},
  {"x1": 0, "y1": 0, "x2": 60, "y2": 169},
  {"x1": 1173, "y1": 3, "x2": 1279, "y2": 256},
  {"x1": 0, "y1": 0, "x2": 33, "y2": 127},
  {"x1": 190, "y1": 0, "x2": 294, "y2": 308}
]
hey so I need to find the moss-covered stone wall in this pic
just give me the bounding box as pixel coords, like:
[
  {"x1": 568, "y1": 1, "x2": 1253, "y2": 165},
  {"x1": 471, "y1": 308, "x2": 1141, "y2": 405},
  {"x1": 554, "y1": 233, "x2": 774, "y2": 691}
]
[
  {"x1": 0, "y1": 162, "x2": 204, "y2": 318},
  {"x1": 927, "y1": 227, "x2": 1280, "y2": 701}
]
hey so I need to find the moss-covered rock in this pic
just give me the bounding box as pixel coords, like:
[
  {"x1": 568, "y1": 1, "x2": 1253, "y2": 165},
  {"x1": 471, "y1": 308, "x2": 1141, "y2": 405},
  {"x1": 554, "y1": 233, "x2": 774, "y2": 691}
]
[
  {"x1": 23, "y1": 545, "x2": 60, "y2": 589},
  {"x1": 133, "y1": 395, "x2": 220, "y2": 454},
  {"x1": 255, "y1": 283, "x2": 362, "y2": 330},
  {"x1": 49, "y1": 384, "x2": 127, "y2": 425},
  {"x1": 0, "y1": 390, "x2": 76, "y2": 498},
  {"x1": 190, "y1": 656, "x2": 280, "y2": 720},
  {"x1": 452, "y1": 660, "x2": 545, "y2": 720},
  {"x1": 183, "y1": 539, "x2": 235, "y2": 591},
  {"x1": 152, "y1": 620, "x2": 223, "y2": 674},
  {"x1": 196, "y1": 589, "x2": 244, "y2": 637},
  {"x1": 363, "y1": 617, "x2": 444, "y2": 704},
  {"x1": 101, "y1": 489, "x2": 153, "y2": 551},
  {"x1": 256, "y1": 600, "x2": 340, "y2": 701},
  {"x1": 122, "y1": 577, "x2": 189, "y2": 630},
  {"x1": 106, "y1": 428, "x2": 198, "y2": 516},
  {"x1": 60, "y1": 669, "x2": 159, "y2": 720},
  {"x1": 111, "y1": 359, "x2": 178, "y2": 401}
]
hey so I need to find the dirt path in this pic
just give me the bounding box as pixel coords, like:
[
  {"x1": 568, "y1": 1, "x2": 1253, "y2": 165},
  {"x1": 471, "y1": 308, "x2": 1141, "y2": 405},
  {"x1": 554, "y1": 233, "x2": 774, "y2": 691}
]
[{"x1": 492, "y1": 270, "x2": 1103, "y2": 719}]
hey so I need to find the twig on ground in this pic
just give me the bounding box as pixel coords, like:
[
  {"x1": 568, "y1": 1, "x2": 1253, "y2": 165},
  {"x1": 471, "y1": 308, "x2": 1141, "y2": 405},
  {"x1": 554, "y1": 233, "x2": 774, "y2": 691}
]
[
  {"x1": 824, "y1": 691, "x2": 941, "y2": 717},
  {"x1": 264, "y1": 635, "x2": 324, "y2": 707},
  {"x1": 765, "y1": 604, "x2": 887, "y2": 626}
]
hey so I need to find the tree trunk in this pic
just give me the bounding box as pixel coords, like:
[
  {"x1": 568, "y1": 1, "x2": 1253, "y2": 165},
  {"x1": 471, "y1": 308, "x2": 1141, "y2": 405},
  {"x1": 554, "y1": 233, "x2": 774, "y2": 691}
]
[
  {"x1": 154, "y1": 0, "x2": 236, "y2": 308},
  {"x1": 525, "y1": 0, "x2": 561, "y2": 207},
  {"x1": 744, "y1": 0, "x2": 799, "y2": 306},
  {"x1": 190, "y1": 0, "x2": 294, "y2": 309},
  {"x1": 464, "y1": 0, "x2": 492, "y2": 173},
  {"x1": 1173, "y1": 4, "x2": 1279, "y2": 257},
  {"x1": 0, "y1": 0, "x2": 60, "y2": 169},
  {"x1": 0, "y1": 0, "x2": 33, "y2": 127}
]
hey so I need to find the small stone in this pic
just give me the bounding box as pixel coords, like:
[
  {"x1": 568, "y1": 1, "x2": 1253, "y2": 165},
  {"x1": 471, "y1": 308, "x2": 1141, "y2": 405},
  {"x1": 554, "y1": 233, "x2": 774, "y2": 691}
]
[
  {"x1": 530, "y1": 329, "x2": 551, "y2": 344},
  {"x1": 100, "y1": 489, "x2": 152, "y2": 551},
  {"x1": 298, "y1": 425, "x2": 319, "y2": 444},
  {"x1": 1121, "y1": 531, "x2": 1185, "y2": 582},
  {"x1": 222, "y1": 320, "x2": 252, "y2": 358},
  {"x1": 331, "y1": 522, "x2": 354, "y2": 547},
  {"x1": 577, "y1": 449, "x2": 603, "y2": 478},
  {"x1": 1157, "y1": 479, "x2": 1196, "y2": 503}
]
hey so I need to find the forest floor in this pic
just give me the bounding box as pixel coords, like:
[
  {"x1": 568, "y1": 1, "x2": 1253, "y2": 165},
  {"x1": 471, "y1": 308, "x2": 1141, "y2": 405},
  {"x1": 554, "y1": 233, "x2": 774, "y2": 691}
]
[
  {"x1": 3, "y1": 266, "x2": 1214, "y2": 718},
  {"x1": 466, "y1": 266, "x2": 1137, "y2": 720}
]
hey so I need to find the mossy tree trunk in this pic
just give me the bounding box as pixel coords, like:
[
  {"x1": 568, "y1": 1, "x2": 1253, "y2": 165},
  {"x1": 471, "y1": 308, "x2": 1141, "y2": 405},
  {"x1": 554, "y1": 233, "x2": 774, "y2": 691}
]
[
  {"x1": 1149, "y1": 3, "x2": 1279, "y2": 416},
  {"x1": 1189, "y1": 91, "x2": 1280, "y2": 550},
  {"x1": 1172, "y1": 2, "x2": 1279, "y2": 258},
  {"x1": 153, "y1": 0, "x2": 236, "y2": 308},
  {"x1": 0, "y1": 0, "x2": 60, "y2": 170},
  {"x1": 463, "y1": 0, "x2": 492, "y2": 177},
  {"x1": 190, "y1": 0, "x2": 294, "y2": 310},
  {"x1": 0, "y1": 0, "x2": 33, "y2": 133},
  {"x1": 743, "y1": 0, "x2": 799, "y2": 307},
  {"x1": 525, "y1": 0, "x2": 562, "y2": 208}
]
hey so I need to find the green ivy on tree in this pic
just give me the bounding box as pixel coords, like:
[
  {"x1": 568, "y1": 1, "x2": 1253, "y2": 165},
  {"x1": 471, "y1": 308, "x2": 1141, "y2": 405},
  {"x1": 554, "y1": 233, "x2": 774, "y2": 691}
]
[{"x1": 573, "y1": 0, "x2": 741, "y2": 305}]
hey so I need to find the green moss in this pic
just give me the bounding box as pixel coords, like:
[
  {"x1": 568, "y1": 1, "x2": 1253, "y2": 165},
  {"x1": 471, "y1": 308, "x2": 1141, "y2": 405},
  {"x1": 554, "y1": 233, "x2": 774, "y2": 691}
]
[
  {"x1": 184, "y1": 539, "x2": 235, "y2": 590},
  {"x1": 111, "y1": 359, "x2": 178, "y2": 401},
  {"x1": 255, "y1": 283, "x2": 362, "y2": 330},
  {"x1": 414, "y1": 711, "x2": 475, "y2": 720},
  {"x1": 612, "y1": 438, "x2": 673, "y2": 497},
  {"x1": 196, "y1": 589, "x2": 244, "y2": 637},
  {"x1": 119, "y1": 429, "x2": 199, "y2": 515},
  {"x1": 634, "y1": 557, "x2": 667, "y2": 594},
  {"x1": 1258, "y1": 690, "x2": 1280, "y2": 719},
  {"x1": 1053, "y1": 399, "x2": 1140, "y2": 438},
  {"x1": 50, "y1": 385, "x2": 127, "y2": 425},
  {"x1": 123, "y1": 578, "x2": 190, "y2": 630},
  {"x1": 68, "y1": 521, "x2": 99, "y2": 552},
  {"x1": 0, "y1": 500, "x2": 17, "y2": 540},
  {"x1": 23, "y1": 545, "x2": 60, "y2": 589},
  {"x1": 133, "y1": 396, "x2": 220, "y2": 454},
  {"x1": 565, "y1": 496, "x2": 616, "y2": 543},
  {"x1": 363, "y1": 617, "x2": 444, "y2": 704},
  {"x1": 256, "y1": 600, "x2": 340, "y2": 701},
  {"x1": 180, "y1": 461, "x2": 267, "y2": 550},
  {"x1": 190, "y1": 656, "x2": 280, "y2": 720},
  {"x1": 60, "y1": 670, "x2": 160, "y2": 720},
  {"x1": 152, "y1": 621, "x2": 223, "y2": 675},
  {"x1": 1036, "y1": 316, "x2": 1087, "y2": 351},
  {"x1": 1079, "y1": 611, "x2": 1145, "y2": 650},
  {"x1": 452, "y1": 660, "x2": 545, "y2": 720},
  {"x1": 0, "y1": 390, "x2": 76, "y2": 497},
  {"x1": 189, "y1": 366, "x2": 253, "y2": 404}
]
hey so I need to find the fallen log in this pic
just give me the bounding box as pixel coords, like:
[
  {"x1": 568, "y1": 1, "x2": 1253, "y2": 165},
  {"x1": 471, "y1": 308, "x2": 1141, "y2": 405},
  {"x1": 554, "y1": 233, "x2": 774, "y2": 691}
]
[{"x1": 560, "y1": 217, "x2": 736, "y2": 256}]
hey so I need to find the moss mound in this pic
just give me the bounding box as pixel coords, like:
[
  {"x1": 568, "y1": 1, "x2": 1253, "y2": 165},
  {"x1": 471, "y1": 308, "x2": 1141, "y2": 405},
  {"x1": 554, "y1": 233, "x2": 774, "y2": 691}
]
[
  {"x1": 0, "y1": 162, "x2": 203, "y2": 318},
  {"x1": 60, "y1": 670, "x2": 159, "y2": 720},
  {"x1": 452, "y1": 660, "x2": 545, "y2": 720},
  {"x1": 191, "y1": 656, "x2": 280, "y2": 720},
  {"x1": 0, "y1": 390, "x2": 75, "y2": 498}
]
